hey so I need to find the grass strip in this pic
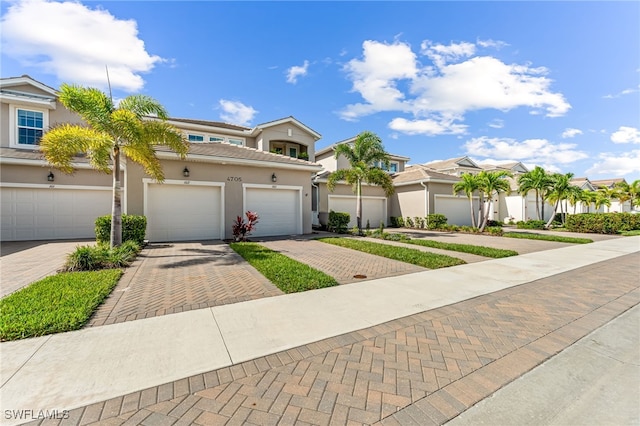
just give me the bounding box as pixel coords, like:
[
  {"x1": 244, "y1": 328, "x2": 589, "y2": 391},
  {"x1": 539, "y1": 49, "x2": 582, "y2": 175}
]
[
  {"x1": 318, "y1": 237, "x2": 465, "y2": 269},
  {"x1": 504, "y1": 232, "x2": 593, "y2": 244},
  {"x1": 0, "y1": 269, "x2": 123, "y2": 341},
  {"x1": 405, "y1": 238, "x2": 518, "y2": 258},
  {"x1": 620, "y1": 230, "x2": 640, "y2": 236},
  {"x1": 231, "y1": 242, "x2": 338, "y2": 293}
]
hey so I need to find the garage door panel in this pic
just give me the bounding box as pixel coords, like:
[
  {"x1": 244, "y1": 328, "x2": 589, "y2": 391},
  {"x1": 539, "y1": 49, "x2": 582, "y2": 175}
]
[
  {"x1": 435, "y1": 196, "x2": 478, "y2": 227},
  {"x1": 1, "y1": 187, "x2": 111, "y2": 241},
  {"x1": 328, "y1": 196, "x2": 387, "y2": 228},
  {"x1": 245, "y1": 187, "x2": 300, "y2": 237},
  {"x1": 146, "y1": 183, "x2": 222, "y2": 242}
]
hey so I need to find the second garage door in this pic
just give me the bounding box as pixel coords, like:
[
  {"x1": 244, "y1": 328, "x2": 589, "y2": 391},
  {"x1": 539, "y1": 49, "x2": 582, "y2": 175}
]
[
  {"x1": 434, "y1": 195, "x2": 478, "y2": 226},
  {"x1": 328, "y1": 196, "x2": 387, "y2": 228},
  {"x1": 145, "y1": 182, "x2": 223, "y2": 242},
  {"x1": 244, "y1": 186, "x2": 301, "y2": 237}
]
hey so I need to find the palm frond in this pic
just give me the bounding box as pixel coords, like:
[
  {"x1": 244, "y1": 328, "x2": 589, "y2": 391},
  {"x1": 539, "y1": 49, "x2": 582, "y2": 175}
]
[
  {"x1": 58, "y1": 84, "x2": 114, "y2": 131},
  {"x1": 40, "y1": 124, "x2": 112, "y2": 174},
  {"x1": 118, "y1": 95, "x2": 169, "y2": 120}
]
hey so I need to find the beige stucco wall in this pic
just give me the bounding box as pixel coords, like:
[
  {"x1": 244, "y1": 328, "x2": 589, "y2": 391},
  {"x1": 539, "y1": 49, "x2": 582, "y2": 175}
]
[
  {"x1": 125, "y1": 159, "x2": 315, "y2": 239},
  {"x1": 1, "y1": 163, "x2": 117, "y2": 187},
  {"x1": 256, "y1": 123, "x2": 317, "y2": 161},
  {"x1": 390, "y1": 181, "x2": 457, "y2": 219},
  {"x1": 0, "y1": 103, "x2": 9, "y2": 147}
]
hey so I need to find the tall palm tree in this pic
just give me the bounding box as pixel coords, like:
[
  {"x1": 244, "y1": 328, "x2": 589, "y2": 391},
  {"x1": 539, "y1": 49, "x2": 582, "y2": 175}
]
[
  {"x1": 566, "y1": 185, "x2": 585, "y2": 214},
  {"x1": 597, "y1": 186, "x2": 617, "y2": 213},
  {"x1": 477, "y1": 170, "x2": 512, "y2": 232},
  {"x1": 326, "y1": 131, "x2": 394, "y2": 233},
  {"x1": 453, "y1": 173, "x2": 479, "y2": 228},
  {"x1": 545, "y1": 172, "x2": 574, "y2": 228},
  {"x1": 615, "y1": 180, "x2": 640, "y2": 211},
  {"x1": 594, "y1": 189, "x2": 612, "y2": 212},
  {"x1": 41, "y1": 84, "x2": 188, "y2": 247},
  {"x1": 517, "y1": 166, "x2": 553, "y2": 220}
]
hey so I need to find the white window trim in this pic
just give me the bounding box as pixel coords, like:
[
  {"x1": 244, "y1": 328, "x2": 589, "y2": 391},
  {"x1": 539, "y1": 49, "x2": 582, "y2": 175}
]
[
  {"x1": 187, "y1": 133, "x2": 205, "y2": 142},
  {"x1": 9, "y1": 104, "x2": 49, "y2": 150},
  {"x1": 227, "y1": 137, "x2": 245, "y2": 146}
]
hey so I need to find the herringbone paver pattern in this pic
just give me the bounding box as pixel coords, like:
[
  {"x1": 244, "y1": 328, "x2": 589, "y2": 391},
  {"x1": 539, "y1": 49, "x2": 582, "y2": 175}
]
[
  {"x1": 259, "y1": 239, "x2": 426, "y2": 284},
  {"x1": 48, "y1": 252, "x2": 639, "y2": 426},
  {"x1": 88, "y1": 242, "x2": 282, "y2": 327}
]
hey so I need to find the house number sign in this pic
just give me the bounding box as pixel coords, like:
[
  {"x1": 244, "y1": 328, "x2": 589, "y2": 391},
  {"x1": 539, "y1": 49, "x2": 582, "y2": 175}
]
[{"x1": 227, "y1": 176, "x2": 242, "y2": 182}]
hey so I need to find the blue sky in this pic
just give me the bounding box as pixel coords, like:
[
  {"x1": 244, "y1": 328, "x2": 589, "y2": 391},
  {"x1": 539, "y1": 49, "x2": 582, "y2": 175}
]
[{"x1": 2, "y1": 1, "x2": 639, "y2": 181}]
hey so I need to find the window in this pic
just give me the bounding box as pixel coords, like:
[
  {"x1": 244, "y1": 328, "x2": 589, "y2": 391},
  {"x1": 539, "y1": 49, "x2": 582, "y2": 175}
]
[
  {"x1": 188, "y1": 134, "x2": 204, "y2": 142},
  {"x1": 11, "y1": 108, "x2": 46, "y2": 147},
  {"x1": 375, "y1": 161, "x2": 399, "y2": 173},
  {"x1": 273, "y1": 147, "x2": 283, "y2": 154},
  {"x1": 289, "y1": 147, "x2": 297, "y2": 158},
  {"x1": 228, "y1": 138, "x2": 244, "y2": 146},
  {"x1": 209, "y1": 136, "x2": 224, "y2": 142}
]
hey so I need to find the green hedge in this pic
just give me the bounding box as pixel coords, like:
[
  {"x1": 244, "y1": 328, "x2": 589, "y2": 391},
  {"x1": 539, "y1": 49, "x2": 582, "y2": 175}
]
[
  {"x1": 427, "y1": 214, "x2": 448, "y2": 229},
  {"x1": 565, "y1": 213, "x2": 640, "y2": 234},
  {"x1": 95, "y1": 214, "x2": 147, "y2": 245},
  {"x1": 516, "y1": 220, "x2": 546, "y2": 230},
  {"x1": 327, "y1": 210, "x2": 350, "y2": 234},
  {"x1": 390, "y1": 216, "x2": 405, "y2": 228}
]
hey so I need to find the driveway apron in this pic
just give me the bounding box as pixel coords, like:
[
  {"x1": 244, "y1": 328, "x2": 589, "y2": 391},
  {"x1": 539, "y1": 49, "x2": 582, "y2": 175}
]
[{"x1": 88, "y1": 241, "x2": 282, "y2": 327}]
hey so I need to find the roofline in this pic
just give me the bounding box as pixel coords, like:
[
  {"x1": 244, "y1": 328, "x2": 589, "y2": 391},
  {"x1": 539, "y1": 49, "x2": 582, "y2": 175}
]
[
  {"x1": 315, "y1": 138, "x2": 410, "y2": 160},
  {"x1": 156, "y1": 151, "x2": 322, "y2": 171},
  {"x1": 254, "y1": 116, "x2": 322, "y2": 140},
  {"x1": 393, "y1": 178, "x2": 460, "y2": 187},
  {"x1": 164, "y1": 119, "x2": 251, "y2": 136},
  {"x1": 0, "y1": 75, "x2": 58, "y2": 96}
]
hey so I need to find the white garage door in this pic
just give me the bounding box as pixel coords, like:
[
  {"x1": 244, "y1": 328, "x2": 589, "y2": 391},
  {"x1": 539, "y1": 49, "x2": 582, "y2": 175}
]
[
  {"x1": 146, "y1": 182, "x2": 223, "y2": 242},
  {"x1": 434, "y1": 195, "x2": 478, "y2": 226},
  {"x1": 328, "y1": 196, "x2": 387, "y2": 228},
  {"x1": 1, "y1": 186, "x2": 111, "y2": 241},
  {"x1": 245, "y1": 186, "x2": 301, "y2": 237}
]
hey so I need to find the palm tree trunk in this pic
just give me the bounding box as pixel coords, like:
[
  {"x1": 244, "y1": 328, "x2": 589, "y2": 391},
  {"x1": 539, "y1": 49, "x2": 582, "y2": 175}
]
[
  {"x1": 356, "y1": 180, "x2": 362, "y2": 234},
  {"x1": 545, "y1": 200, "x2": 559, "y2": 229},
  {"x1": 535, "y1": 190, "x2": 541, "y2": 220},
  {"x1": 477, "y1": 193, "x2": 484, "y2": 227},
  {"x1": 479, "y1": 194, "x2": 491, "y2": 232},
  {"x1": 469, "y1": 197, "x2": 477, "y2": 228},
  {"x1": 111, "y1": 145, "x2": 123, "y2": 248}
]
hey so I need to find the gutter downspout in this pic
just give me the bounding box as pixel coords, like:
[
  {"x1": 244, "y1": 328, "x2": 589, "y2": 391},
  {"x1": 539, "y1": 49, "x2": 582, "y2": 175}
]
[
  {"x1": 420, "y1": 181, "x2": 429, "y2": 227},
  {"x1": 311, "y1": 179, "x2": 319, "y2": 226}
]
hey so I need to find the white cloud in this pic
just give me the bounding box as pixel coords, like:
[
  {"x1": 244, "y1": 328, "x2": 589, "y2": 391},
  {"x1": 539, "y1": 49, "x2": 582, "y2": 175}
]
[
  {"x1": 339, "y1": 38, "x2": 570, "y2": 135},
  {"x1": 562, "y1": 128, "x2": 582, "y2": 138},
  {"x1": 603, "y1": 85, "x2": 639, "y2": 99},
  {"x1": 388, "y1": 116, "x2": 467, "y2": 136},
  {"x1": 477, "y1": 39, "x2": 509, "y2": 50},
  {"x1": 488, "y1": 119, "x2": 504, "y2": 129},
  {"x1": 286, "y1": 60, "x2": 310, "y2": 84},
  {"x1": 218, "y1": 100, "x2": 257, "y2": 126},
  {"x1": 464, "y1": 136, "x2": 588, "y2": 166},
  {"x1": 586, "y1": 150, "x2": 640, "y2": 176},
  {"x1": 1, "y1": 0, "x2": 162, "y2": 92},
  {"x1": 611, "y1": 126, "x2": 640, "y2": 144}
]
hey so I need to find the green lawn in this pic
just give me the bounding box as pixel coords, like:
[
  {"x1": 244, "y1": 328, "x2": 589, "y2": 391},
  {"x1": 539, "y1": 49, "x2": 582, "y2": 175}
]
[
  {"x1": 0, "y1": 269, "x2": 123, "y2": 341},
  {"x1": 405, "y1": 238, "x2": 518, "y2": 258},
  {"x1": 231, "y1": 242, "x2": 338, "y2": 293},
  {"x1": 504, "y1": 232, "x2": 593, "y2": 244},
  {"x1": 318, "y1": 237, "x2": 465, "y2": 269}
]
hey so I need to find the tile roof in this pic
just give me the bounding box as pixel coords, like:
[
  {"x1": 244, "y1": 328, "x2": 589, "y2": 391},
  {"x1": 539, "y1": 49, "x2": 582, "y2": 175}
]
[
  {"x1": 155, "y1": 142, "x2": 322, "y2": 168},
  {"x1": 590, "y1": 178, "x2": 626, "y2": 188},
  {"x1": 423, "y1": 156, "x2": 481, "y2": 171},
  {"x1": 392, "y1": 164, "x2": 460, "y2": 184},
  {"x1": 168, "y1": 118, "x2": 251, "y2": 131}
]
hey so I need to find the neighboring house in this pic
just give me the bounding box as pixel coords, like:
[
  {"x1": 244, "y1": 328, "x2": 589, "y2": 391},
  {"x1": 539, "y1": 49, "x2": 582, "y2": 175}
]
[
  {"x1": 313, "y1": 137, "x2": 410, "y2": 228},
  {"x1": 590, "y1": 178, "x2": 630, "y2": 213},
  {"x1": 0, "y1": 75, "x2": 322, "y2": 242},
  {"x1": 423, "y1": 156, "x2": 483, "y2": 176},
  {"x1": 390, "y1": 165, "x2": 473, "y2": 225}
]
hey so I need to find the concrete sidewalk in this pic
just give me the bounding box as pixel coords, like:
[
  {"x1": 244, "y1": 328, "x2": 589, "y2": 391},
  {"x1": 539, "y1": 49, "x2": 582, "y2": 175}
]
[{"x1": 1, "y1": 237, "x2": 638, "y2": 425}]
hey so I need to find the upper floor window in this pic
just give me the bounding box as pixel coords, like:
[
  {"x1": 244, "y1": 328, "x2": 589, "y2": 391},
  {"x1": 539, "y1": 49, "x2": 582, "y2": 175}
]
[
  {"x1": 188, "y1": 134, "x2": 204, "y2": 142},
  {"x1": 228, "y1": 138, "x2": 244, "y2": 146},
  {"x1": 209, "y1": 136, "x2": 224, "y2": 142},
  {"x1": 10, "y1": 106, "x2": 48, "y2": 149},
  {"x1": 375, "y1": 161, "x2": 399, "y2": 173}
]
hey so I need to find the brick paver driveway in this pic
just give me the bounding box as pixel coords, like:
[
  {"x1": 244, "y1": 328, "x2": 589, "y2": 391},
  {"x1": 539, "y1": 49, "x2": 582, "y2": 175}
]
[
  {"x1": 60, "y1": 252, "x2": 640, "y2": 425},
  {"x1": 88, "y1": 241, "x2": 282, "y2": 327}
]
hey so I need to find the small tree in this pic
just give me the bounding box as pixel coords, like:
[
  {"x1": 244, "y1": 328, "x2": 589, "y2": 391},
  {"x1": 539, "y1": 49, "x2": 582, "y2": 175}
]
[{"x1": 232, "y1": 211, "x2": 259, "y2": 241}]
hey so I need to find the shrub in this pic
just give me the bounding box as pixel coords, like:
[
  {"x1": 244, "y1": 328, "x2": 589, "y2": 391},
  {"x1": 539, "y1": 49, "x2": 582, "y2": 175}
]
[
  {"x1": 426, "y1": 214, "x2": 448, "y2": 229},
  {"x1": 233, "y1": 211, "x2": 259, "y2": 241},
  {"x1": 64, "y1": 241, "x2": 141, "y2": 271},
  {"x1": 516, "y1": 220, "x2": 546, "y2": 230},
  {"x1": 95, "y1": 214, "x2": 147, "y2": 245},
  {"x1": 390, "y1": 216, "x2": 404, "y2": 228},
  {"x1": 328, "y1": 210, "x2": 350, "y2": 234},
  {"x1": 485, "y1": 226, "x2": 504, "y2": 236},
  {"x1": 485, "y1": 220, "x2": 502, "y2": 227},
  {"x1": 366, "y1": 219, "x2": 371, "y2": 231},
  {"x1": 297, "y1": 152, "x2": 309, "y2": 161},
  {"x1": 405, "y1": 217, "x2": 415, "y2": 228},
  {"x1": 414, "y1": 217, "x2": 425, "y2": 229},
  {"x1": 565, "y1": 213, "x2": 640, "y2": 234}
]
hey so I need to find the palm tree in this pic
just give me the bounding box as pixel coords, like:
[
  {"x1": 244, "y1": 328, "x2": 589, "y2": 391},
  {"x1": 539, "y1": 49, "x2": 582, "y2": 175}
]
[
  {"x1": 597, "y1": 186, "x2": 617, "y2": 213},
  {"x1": 326, "y1": 131, "x2": 395, "y2": 233},
  {"x1": 477, "y1": 170, "x2": 512, "y2": 232},
  {"x1": 545, "y1": 172, "x2": 574, "y2": 228},
  {"x1": 566, "y1": 185, "x2": 585, "y2": 214},
  {"x1": 41, "y1": 84, "x2": 188, "y2": 247},
  {"x1": 594, "y1": 189, "x2": 612, "y2": 212},
  {"x1": 453, "y1": 173, "x2": 479, "y2": 228},
  {"x1": 517, "y1": 166, "x2": 553, "y2": 220},
  {"x1": 583, "y1": 190, "x2": 597, "y2": 213},
  {"x1": 615, "y1": 180, "x2": 640, "y2": 211}
]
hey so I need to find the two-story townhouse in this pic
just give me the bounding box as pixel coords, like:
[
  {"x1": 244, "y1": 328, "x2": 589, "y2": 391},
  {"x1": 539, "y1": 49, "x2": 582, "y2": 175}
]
[{"x1": 0, "y1": 76, "x2": 322, "y2": 242}]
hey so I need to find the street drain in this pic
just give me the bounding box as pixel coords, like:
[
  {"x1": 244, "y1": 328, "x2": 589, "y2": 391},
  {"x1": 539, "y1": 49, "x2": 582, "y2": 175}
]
[{"x1": 353, "y1": 274, "x2": 367, "y2": 279}]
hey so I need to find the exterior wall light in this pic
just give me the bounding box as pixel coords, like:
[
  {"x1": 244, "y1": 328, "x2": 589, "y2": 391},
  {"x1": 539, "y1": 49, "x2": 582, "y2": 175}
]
[
  {"x1": 271, "y1": 173, "x2": 277, "y2": 182},
  {"x1": 183, "y1": 167, "x2": 190, "y2": 178},
  {"x1": 47, "y1": 171, "x2": 55, "y2": 182}
]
